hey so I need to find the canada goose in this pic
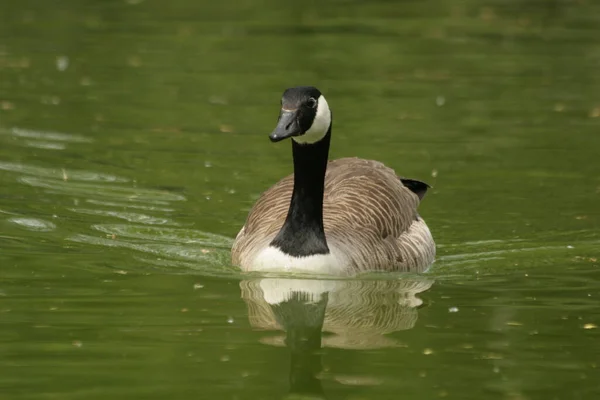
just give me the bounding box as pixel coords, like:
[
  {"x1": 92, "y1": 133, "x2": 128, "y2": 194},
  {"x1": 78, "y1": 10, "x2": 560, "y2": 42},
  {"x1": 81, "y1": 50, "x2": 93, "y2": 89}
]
[{"x1": 231, "y1": 86, "x2": 435, "y2": 275}]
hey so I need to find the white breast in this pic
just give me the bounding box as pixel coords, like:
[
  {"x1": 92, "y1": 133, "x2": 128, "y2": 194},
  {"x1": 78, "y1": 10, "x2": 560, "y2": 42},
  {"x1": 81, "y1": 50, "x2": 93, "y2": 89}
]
[{"x1": 249, "y1": 245, "x2": 351, "y2": 276}]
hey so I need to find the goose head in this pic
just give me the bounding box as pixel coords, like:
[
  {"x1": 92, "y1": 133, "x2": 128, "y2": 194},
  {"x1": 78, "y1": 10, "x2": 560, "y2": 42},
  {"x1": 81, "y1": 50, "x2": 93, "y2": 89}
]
[{"x1": 269, "y1": 86, "x2": 332, "y2": 145}]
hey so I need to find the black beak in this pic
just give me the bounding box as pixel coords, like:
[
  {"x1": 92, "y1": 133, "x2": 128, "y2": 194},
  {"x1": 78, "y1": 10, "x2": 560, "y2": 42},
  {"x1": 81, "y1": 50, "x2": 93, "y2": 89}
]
[{"x1": 269, "y1": 110, "x2": 302, "y2": 142}]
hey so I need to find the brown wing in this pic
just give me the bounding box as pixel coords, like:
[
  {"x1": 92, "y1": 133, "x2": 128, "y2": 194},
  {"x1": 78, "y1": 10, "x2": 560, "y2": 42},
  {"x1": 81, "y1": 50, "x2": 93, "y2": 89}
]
[
  {"x1": 231, "y1": 157, "x2": 434, "y2": 272},
  {"x1": 321, "y1": 158, "x2": 433, "y2": 272},
  {"x1": 231, "y1": 171, "x2": 295, "y2": 266}
]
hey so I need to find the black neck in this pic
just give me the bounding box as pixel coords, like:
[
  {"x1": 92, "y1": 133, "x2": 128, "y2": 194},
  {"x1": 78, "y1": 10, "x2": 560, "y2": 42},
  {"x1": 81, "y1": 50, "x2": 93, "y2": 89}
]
[{"x1": 270, "y1": 125, "x2": 332, "y2": 257}]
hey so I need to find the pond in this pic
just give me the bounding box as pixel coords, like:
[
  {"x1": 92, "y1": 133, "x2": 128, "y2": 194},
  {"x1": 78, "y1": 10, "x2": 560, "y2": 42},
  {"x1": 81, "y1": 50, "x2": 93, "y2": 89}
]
[{"x1": 1, "y1": 0, "x2": 599, "y2": 399}]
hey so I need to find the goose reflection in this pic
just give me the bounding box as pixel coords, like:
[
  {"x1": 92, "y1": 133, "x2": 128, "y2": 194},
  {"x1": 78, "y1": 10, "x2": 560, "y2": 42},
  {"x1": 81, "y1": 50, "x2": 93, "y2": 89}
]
[{"x1": 240, "y1": 276, "x2": 433, "y2": 397}]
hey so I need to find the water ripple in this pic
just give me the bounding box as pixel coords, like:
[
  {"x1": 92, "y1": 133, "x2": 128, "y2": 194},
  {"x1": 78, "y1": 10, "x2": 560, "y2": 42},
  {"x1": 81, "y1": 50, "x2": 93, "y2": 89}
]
[
  {"x1": 23, "y1": 141, "x2": 67, "y2": 150},
  {"x1": 69, "y1": 208, "x2": 175, "y2": 225},
  {"x1": 0, "y1": 161, "x2": 129, "y2": 183},
  {"x1": 7, "y1": 127, "x2": 93, "y2": 143},
  {"x1": 8, "y1": 217, "x2": 57, "y2": 232},
  {"x1": 85, "y1": 199, "x2": 173, "y2": 211},
  {"x1": 18, "y1": 176, "x2": 186, "y2": 203},
  {"x1": 68, "y1": 233, "x2": 235, "y2": 276},
  {"x1": 91, "y1": 224, "x2": 233, "y2": 247}
]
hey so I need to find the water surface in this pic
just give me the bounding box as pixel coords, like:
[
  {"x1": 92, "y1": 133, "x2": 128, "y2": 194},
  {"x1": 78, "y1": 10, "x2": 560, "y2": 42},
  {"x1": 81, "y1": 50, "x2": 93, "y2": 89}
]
[{"x1": 1, "y1": 0, "x2": 599, "y2": 399}]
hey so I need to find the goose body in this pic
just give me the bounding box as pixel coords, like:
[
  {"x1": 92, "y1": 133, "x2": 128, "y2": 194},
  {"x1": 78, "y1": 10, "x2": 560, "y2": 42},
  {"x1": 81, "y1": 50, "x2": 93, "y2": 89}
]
[{"x1": 231, "y1": 87, "x2": 435, "y2": 275}]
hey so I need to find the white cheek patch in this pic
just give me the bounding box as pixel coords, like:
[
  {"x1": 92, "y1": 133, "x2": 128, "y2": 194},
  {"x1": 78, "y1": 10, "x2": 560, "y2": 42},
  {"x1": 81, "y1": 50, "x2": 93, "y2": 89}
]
[{"x1": 293, "y1": 95, "x2": 331, "y2": 144}]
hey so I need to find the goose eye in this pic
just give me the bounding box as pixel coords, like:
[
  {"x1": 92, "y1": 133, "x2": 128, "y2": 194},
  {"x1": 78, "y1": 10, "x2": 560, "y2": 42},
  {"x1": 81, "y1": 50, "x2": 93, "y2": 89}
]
[{"x1": 307, "y1": 98, "x2": 317, "y2": 109}]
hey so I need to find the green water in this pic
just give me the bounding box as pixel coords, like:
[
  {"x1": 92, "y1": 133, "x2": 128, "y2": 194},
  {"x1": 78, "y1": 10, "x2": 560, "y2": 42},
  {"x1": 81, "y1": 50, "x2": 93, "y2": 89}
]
[{"x1": 1, "y1": 0, "x2": 599, "y2": 399}]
